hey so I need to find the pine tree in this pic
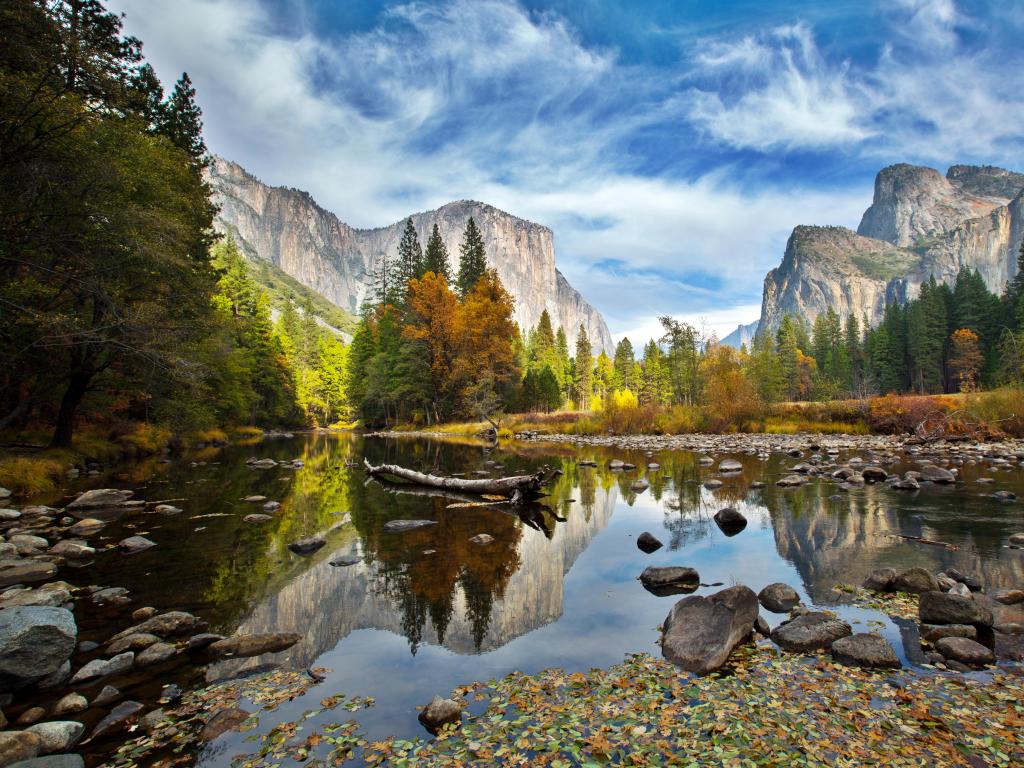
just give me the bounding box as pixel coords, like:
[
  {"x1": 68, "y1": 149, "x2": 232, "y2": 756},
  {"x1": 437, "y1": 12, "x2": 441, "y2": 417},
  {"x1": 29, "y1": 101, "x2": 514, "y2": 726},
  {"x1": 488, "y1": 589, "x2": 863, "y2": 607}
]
[
  {"x1": 844, "y1": 313, "x2": 862, "y2": 395},
  {"x1": 555, "y1": 326, "x2": 571, "y2": 398},
  {"x1": 373, "y1": 254, "x2": 398, "y2": 306},
  {"x1": 573, "y1": 325, "x2": 593, "y2": 409},
  {"x1": 395, "y1": 219, "x2": 423, "y2": 292},
  {"x1": 422, "y1": 223, "x2": 451, "y2": 282},
  {"x1": 160, "y1": 72, "x2": 206, "y2": 164},
  {"x1": 129, "y1": 62, "x2": 164, "y2": 127},
  {"x1": 613, "y1": 338, "x2": 635, "y2": 390},
  {"x1": 456, "y1": 216, "x2": 487, "y2": 297}
]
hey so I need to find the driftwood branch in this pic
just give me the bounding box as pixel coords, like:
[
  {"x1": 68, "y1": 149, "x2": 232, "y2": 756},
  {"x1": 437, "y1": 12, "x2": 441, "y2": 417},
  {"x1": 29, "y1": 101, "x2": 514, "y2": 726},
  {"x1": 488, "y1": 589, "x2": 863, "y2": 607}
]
[{"x1": 363, "y1": 458, "x2": 559, "y2": 505}]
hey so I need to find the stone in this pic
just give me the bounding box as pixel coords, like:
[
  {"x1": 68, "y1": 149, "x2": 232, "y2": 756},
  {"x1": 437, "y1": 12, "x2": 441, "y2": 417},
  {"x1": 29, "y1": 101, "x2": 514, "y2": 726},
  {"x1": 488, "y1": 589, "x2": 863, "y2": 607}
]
[
  {"x1": 16, "y1": 709, "x2": 44, "y2": 726},
  {"x1": 771, "y1": 612, "x2": 852, "y2": 653},
  {"x1": 776, "y1": 475, "x2": 804, "y2": 487},
  {"x1": 0, "y1": 562, "x2": 57, "y2": 588},
  {"x1": 608, "y1": 460, "x2": 624, "y2": 469},
  {"x1": 861, "y1": 466, "x2": 888, "y2": 482},
  {"x1": 66, "y1": 489, "x2": 133, "y2": 510},
  {"x1": 91, "y1": 687, "x2": 120, "y2": 707},
  {"x1": 948, "y1": 582, "x2": 971, "y2": 598},
  {"x1": 90, "y1": 588, "x2": 129, "y2": 606},
  {"x1": 0, "y1": 607, "x2": 77, "y2": 690},
  {"x1": 638, "y1": 567, "x2": 700, "y2": 595},
  {"x1": 0, "y1": 732, "x2": 42, "y2": 766},
  {"x1": 382, "y1": 520, "x2": 437, "y2": 533},
  {"x1": 862, "y1": 568, "x2": 898, "y2": 592},
  {"x1": 989, "y1": 588, "x2": 1024, "y2": 605},
  {"x1": 131, "y1": 607, "x2": 157, "y2": 622},
  {"x1": 262, "y1": 501, "x2": 281, "y2": 513},
  {"x1": 287, "y1": 537, "x2": 325, "y2": 555},
  {"x1": 920, "y1": 465, "x2": 956, "y2": 484},
  {"x1": 329, "y1": 555, "x2": 360, "y2": 567},
  {"x1": 51, "y1": 694, "x2": 87, "y2": 717},
  {"x1": 892, "y1": 567, "x2": 939, "y2": 594},
  {"x1": 713, "y1": 508, "x2": 747, "y2": 536},
  {"x1": 0, "y1": 584, "x2": 72, "y2": 610},
  {"x1": 88, "y1": 700, "x2": 143, "y2": 741},
  {"x1": 660, "y1": 585, "x2": 759, "y2": 675},
  {"x1": 1009, "y1": 532, "x2": 1024, "y2": 547},
  {"x1": 201, "y1": 707, "x2": 251, "y2": 741},
  {"x1": 8, "y1": 537, "x2": 48, "y2": 556},
  {"x1": 47, "y1": 542, "x2": 94, "y2": 560},
  {"x1": 468, "y1": 534, "x2": 494, "y2": 545},
  {"x1": 244, "y1": 495, "x2": 266, "y2": 502},
  {"x1": 207, "y1": 633, "x2": 301, "y2": 659},
  {"x1": 186, "y1": 633, "x2": 223, "y2": 651},
  {"x1": 0, "y1": 489, "x2": 8, "y2": 500},
  {"x1": 754, "y1": 615, "x2": 771, "y2": 636},
  {"x1": 718, "y1": 459, "x2": 743, "y2": 473},
  {"x1": 6, "y1": 755, "x2": 84, "y2": 768},
  {"x1": 117, "y1": 536, "x2": 155, "y2": 554},
  {"x1": 758, "y1": 583, "x2": 801, "y2": 614},
  {"x1": 37, "y1": 662, "x2": 69, "y2": 690},
  {"x1": 249, "y1": 459, "x2": 277, "y2": 469},
  {"x1": 139, "y1": 708, "x2": 167, "y2": 732},
  {"x1": 934, "y1": 636, "x2": 995, "y2": 667},
  {"x1": 66, "y1": 519, "x2": 104, "y2": 537},
  {"x1": 24, "y1": 722, "x2": 84, "y2": 754},
  {"x1": 417, "y1": 696, "x2": 462, "y2": 734},
  {"x1": 630, "y1": 479, "x2": 649, "y2": 493},
  {"x1": 944, "y1": 569, "x2": 982, "y2": 591},
  {"x1": 243, "y1": 514, "x2": 272, "y2": 523},
  {"x1": 702, "y1": 479, "x2": 723, "y2": 490},
  {"x1": 107, "y1": 612, "x2": 199, "y2": 643},
  {"x1": 935, "y1": 574, "x2": 958, "y2": 592},
  {"x1": 893, "y1": 477, "x2": 920, "y2": 490},
  {"x1": 991, "y1": 490, "x2": 1016, "y2": 501},
  {"x1": 69, "y1": 652, "x2": 134, "y2": 684},
  {"x1": 919, "y1": 623, "x2": 977, "y2": 642},
  {"x1": 135, "y1": 642, "x2": 177, "y2": 666},
  {"x1": 919, "y1": 591, "x2": 993, "y2": 626},
  {"x1": 830, "y1": 633, "x2": 901, "y2": 669},
  {"x1": 636, "y1": 532, "x2": 663, "y2": 553}
]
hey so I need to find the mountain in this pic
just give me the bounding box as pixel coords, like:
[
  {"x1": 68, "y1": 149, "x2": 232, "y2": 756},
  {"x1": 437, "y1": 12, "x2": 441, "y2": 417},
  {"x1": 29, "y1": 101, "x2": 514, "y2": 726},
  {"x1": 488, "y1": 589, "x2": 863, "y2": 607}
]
[
  {"x1": 758, "y1": 163, "x2": 1024, "y2": 334},
  {"x1": 720, "y1": 320, "x2": 759, "y2": 349},
  {"x1": 207, "y1": 157, "x2": 614, "y2": 352}
]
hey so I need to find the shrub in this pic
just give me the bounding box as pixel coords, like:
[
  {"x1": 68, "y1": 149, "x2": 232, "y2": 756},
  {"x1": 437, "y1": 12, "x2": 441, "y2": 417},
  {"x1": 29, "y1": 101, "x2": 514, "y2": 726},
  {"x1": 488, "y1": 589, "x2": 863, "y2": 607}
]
[
  {"x1": 0, "y1": 457, "x2": 65, "y2": 496},
  {"x1": 116, "y1": 423, "x2": 173, "y2": 455},
  {"x1": 963, "y1": 388, "x2": 1024, "y2": 437},
  {"x1": 232, "y1": 426, "x2": 265, "y2": 437},
  {"x1": 867, "y1": 394, "x2": 948, "y2": 434}
]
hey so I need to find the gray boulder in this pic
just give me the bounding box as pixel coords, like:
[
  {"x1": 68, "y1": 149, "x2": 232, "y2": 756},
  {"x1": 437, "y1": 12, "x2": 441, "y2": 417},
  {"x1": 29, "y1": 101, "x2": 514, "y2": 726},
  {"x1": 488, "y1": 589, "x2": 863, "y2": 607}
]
[
  {"x1": 418, "y1": 696, "x2": 462, "y2": 734},
  {"x1": 892, "y1": 567, "x2": 939, "y2": 594},
  {"x1": 107, "y1": 611, "x2": 199, "y2": 643},
  {"x1": 919, "y1": 591, "x2": 993, "y2": 626},
  {"x1": 7, "y1": 756, "x2": 84, "y2": 768},
  {"x1": 758, "y1": 583, "x2": 800, "y2": 613},
  {"x1": 0, "y1": 562, "x2": 58, "y2": 589},
  {"x1": 286, "y1": 537, "x2": 325, "y2": 555},
  {"x1": 776, "y1": 475, "x2": 804, "y2": 487},
  {"x1": 713, "y1": 508, "x2": 747, "y2": 536},
  {"x1": 69, "y1": 652, "x2": 134, "y2": 684},
  {"x1": 920, "y1": 465, "x2": 955, "y2": 484},
  {"x1": 660, "y1": 585, "x2": 759, "y2": 675},
  {"x1": 639, "y1": 567, "x2": 699, "y2": 596},
  {"x1": 718, "y1": 459, "x2": 743, "y2": 473},
  {"x1": 207, "y1": 633, "x2": 301, "y2": 659},
  {"x1": 636, "y1": 532, "x2": 663, "y2": 553},
  {"x1": 934, "y1": 636, "x2": 995, "y2": 667},
  {"x1": 382, "y1": 520, "x2": 437, "y2": 533},
  {"x1": 117, "y1": 536, "x2": 155, "y2": 554},
  {"x1": 0, "y1": 606, "x2": 76, "y2": 690},
  {"x1": 862, "y1": 568, "x2": 898, "y2": 592},
  {"x1": 919, "y1": 624, "x2": 977, "y2": 642},
  {"x1": 66, "y1": 489, "x2": 133, "y2": 510},
  {"x1": 0, "y1": 732, "x2": 42, "y2": 766},
  {"x1": 24, "y1": 723, "x2": 84, "y2": 755},
  {"x1": 771, "y1": 612, "x2": 852, "y2": 653},
  {"x1": 135, "y1": 642, "x2": 177, "y2": 666},
  {"x1": 830, "y1": 634, "x2": 900, "y2": 669},
  {"x1": 51, "y1": 694, "x2": 87, "y2": 717}
]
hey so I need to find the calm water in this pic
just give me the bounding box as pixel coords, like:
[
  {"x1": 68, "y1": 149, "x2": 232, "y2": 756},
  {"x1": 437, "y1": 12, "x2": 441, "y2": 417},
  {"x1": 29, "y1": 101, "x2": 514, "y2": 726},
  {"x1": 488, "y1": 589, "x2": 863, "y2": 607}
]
[{"x1": 44, "y1": 433, "x2": 1024, "y2": 765}]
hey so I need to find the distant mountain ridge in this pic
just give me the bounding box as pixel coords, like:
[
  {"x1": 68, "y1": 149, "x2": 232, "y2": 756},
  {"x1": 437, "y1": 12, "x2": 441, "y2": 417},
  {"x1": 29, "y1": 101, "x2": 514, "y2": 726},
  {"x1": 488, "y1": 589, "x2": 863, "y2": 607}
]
[
  {"x1": 207, "y1": 157, "x2": 614, "y2": 352},
  {"x1": 721, "y1": 320, "x2": 759, "y2": 349},
  {"x1": 758, "y1": 163, "x2": 1024, "y2": 334}
]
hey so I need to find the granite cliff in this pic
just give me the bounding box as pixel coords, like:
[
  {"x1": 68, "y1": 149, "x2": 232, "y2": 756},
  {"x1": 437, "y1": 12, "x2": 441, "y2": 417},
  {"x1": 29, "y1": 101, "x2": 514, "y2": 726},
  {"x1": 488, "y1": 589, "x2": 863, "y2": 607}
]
[
  {"x1": 759, "y1": 164, "x2": 1024, "y2": 334},
  {"x1": 207, "y1": 157, "x2": 613, "y2": 352}
]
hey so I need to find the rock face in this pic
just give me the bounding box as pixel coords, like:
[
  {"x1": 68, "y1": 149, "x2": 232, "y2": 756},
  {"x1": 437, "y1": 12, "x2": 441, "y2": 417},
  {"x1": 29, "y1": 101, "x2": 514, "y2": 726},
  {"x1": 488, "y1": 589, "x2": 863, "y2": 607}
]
[
  {"x1": 207, "y1": 157, "x2": 613, "y2": 352},
  {"x1": 660, "y1": 585, "x2": 758, "y2": 675},
  {"x1": 759, "y1": 163, "x2": 1024, "y2": 334}
]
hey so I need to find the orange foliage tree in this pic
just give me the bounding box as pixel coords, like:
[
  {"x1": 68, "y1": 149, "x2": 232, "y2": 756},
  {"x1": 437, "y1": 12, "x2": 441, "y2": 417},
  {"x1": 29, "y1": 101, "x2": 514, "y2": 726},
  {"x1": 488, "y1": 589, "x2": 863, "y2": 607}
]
[
  {"x1": 403, "y1": 272, "x2": 459, "y2": 422},
  {"x1": 949, "y1": 328, "x2": 983, "y2": 392},
  {"x1": 700, "y1": 344, "x2": 763, "y2": 431}
]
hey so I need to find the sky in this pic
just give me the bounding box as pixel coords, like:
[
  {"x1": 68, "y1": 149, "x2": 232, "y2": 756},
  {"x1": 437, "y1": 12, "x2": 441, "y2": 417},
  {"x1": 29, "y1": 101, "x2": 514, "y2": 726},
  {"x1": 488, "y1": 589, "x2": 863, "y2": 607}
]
[{"x1": 110, "y1": 0, "x2": 1024, "y2": 344}]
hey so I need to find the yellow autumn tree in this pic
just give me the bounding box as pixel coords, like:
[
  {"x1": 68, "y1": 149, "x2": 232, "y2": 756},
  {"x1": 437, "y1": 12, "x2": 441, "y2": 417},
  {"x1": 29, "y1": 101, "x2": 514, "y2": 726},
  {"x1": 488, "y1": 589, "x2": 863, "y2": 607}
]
[
  {"x1": 949, "y1": 328, "x2": 983, "y2": 392},
  {"x1": 700, "y1": 344, "x2": 763, "y2": 431},
  {"x1": 403, "y1": 271, "x2": 459, "y2": 422}
]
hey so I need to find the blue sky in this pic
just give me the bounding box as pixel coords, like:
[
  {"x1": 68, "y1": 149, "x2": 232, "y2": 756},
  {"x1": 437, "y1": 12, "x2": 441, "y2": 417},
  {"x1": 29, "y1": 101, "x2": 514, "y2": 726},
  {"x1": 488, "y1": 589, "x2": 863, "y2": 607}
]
[{"x1": 111, "y1": 0, "x2": 1024, "y2": 343}]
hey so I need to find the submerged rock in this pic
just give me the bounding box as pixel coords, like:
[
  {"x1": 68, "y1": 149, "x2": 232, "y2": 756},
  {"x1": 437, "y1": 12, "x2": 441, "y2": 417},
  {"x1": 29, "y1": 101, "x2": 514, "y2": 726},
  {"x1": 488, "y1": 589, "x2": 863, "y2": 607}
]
[
  {"x1": 830, "y1": 634, "x2": 900, "y2": 669},
  {"x1": 639, "y1": 567, "x2": 699, "y2": 596},
  {"x1": 207, "y1": 633, "x2": 301, "y2": 659},
  {"x1": 636, "y1": 532, "x2": 663, "y2": 554},
  {"x1": 66, "y1": 489, "x2": 133, "y2": 510},
  {"x1": 117, "y1": 536, "x2": 155, "y2": 554},
  {"x1": 329, "y1": 555, "x2": 361, "y2": 567},
  {"x1": 660, "y1": 585, "x2": 758, "y2": 675},
  {"x1": 200, "y1": 707, "x2": 251, "y2": 741},
  {"x1": 89, "y1": 701, "x2": 144, "y2": 741},
  {"x1": 382, "y1": 520, "x2": 437, "y2": 533},
  {"x1": 287, "y1": 537, "x2": 325, "y2": 555}
]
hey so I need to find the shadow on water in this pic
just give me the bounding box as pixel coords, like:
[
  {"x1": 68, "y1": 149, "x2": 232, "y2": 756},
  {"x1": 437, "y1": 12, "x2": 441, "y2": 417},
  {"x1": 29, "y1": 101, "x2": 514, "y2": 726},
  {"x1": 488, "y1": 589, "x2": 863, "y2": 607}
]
[{"x1": 34, "y1": 433, "x2": 1024, "y2": 765}]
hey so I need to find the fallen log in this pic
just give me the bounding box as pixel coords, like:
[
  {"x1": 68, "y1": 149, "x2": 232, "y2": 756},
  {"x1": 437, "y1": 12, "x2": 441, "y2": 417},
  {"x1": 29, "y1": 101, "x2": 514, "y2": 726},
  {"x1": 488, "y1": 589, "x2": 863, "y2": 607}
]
[{"x1": 363, "y1": 458, "x2": 559, "y2": 504}]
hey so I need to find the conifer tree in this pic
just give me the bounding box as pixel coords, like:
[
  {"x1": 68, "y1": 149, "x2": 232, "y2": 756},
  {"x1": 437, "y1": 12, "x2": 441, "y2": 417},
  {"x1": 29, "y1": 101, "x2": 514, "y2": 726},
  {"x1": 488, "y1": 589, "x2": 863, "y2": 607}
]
[
  {"x1": 396, "y1": 218, "x2": 423, "y2": 292},
  {"x1": 160, "y1": 72, "x2": 206, "y2": 164},
  {"x1": 456, "y1": 216, "x2": 487, "y2": 297},
  {"x1": 422, "y1": 223, "x2": 451, "y2": 282},
  {"x1": 613, "y1": 337, "x2": 635, "y2": 390},
  {"x1": 573, "y1": 325, "x2": 593, "y2": 409}
]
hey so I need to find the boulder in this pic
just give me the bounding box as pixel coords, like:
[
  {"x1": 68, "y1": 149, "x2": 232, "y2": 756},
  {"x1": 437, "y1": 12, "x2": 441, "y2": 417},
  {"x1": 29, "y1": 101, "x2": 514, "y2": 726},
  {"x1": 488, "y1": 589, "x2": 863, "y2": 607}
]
[
  {"x1": 948, "y1": 582, "x2": 972, "y2": 598},
  {"x1": 47, "y1": 542, "x2": 94, "y2": 560},
  {"x1": 131, "y1": 608, "x2": 157, "y2": 623},
  {"x1": 328, "y1": 555, "x2": 360, "y2": 567},
  {"x1": 0, "y1": 584, "x2": 72, "y2": 610},
  {"x1": 919, "y1": 591, "x2": 993, "y2": 627},
  {"x1": 0, "y1": 562, "x2": 58, "y2": 589},
  {"x1": 630, "y1": 479, "x2": 649, "y2": 493},
  {"x1": 892, "y1": 567, "x2": 939, "y2": 594},
  {"x1": 135, "y1": 642, "x2": 177, "y2": 666},
  {"x1": 8, "y1": 755, "x2": 84, "y2": 768},
  {"x1": 9, "y1": 536, "x2": 48, "y2": 556},
  {"x1": 944, "y1": 569, "x2": 982, "y2": 591},
  {"x1": 66, "y1": 519, "x2": 104, "y2": 537},
  {"x1": 0, "y1": 607, "x2": 77, "y2": 690},
  {"x1": 934, "y1": 636, "x2": 995, "y2": 667},
  {"x1": 88, "y1": 701, "x2": 143, "y2": 741},
  {"x1": 1009, "y1": 533, "x2": 1024, "y2": 547},
  {"x1": 608, "y1": 460, "x2": 624, "y2": 469},
  {"x1": 862, "y1": 568, "x2": 898, "y2": 592},
  {"x1": 0, "y1": 732, "x2": 42, "y2": 766},
  {"x1": 186, "y1": 633, "x2": 224, "y2": 651},
  {"x1": 66, "y1": 489, "x2": 133, "y2": 510},
  {"x1": 703, "y1": 479, "x2": 723, "y2": 490},
  {"x1": 382, "y1": 520, "x2": 437, "y2": 533},
  {"x1": 989, "y1": 588, "x2": 1024, "y2": 605},
  {"x1": 107, "y1": 612, "x2": 199, "y2": 643},
  {"x1": 69, "y1": 652, "x2": 133, "y2": 684},
  {"x1": 920, "y1": 465, "x2": 956, "y2": 484},
  {"x1": 249, "y1": 459, "x2": 277, "y2": 469},
  {"x1": 639, "y1": 567, "x2": 699, "y2": 596},
  {"x1": 893, "y1": 477, "x2": 920, "y2": 491},
  {"x1": 776, "y1": 475, "x2": 804, "y2": 488},
  {"x1": 771, "y1": 612, "x2": 852, "y2": 653},
  {"x1": 207, "y1": 633, "x2": 301, "y2": 659},
  {"x1": 51, "y1": 694, "x2": 87, "y2": 717},
  {"x1": 262, "y1": 502, "x2": 281, "y2": 513},
  {"x1": 861, "y1": 466, "x2": 888, "y2": 483},
  {"x1": 91, "y1": 686, "x2": 120, "y2": 707},
  {"x1": 636, "y1": 532, "x2": 663, "y2": 554},
  {"x1": 200, "y1": 706, "x2": 250, "y2": 741},
  {"x1": 418, "y1": 696, "x2": 462, "y2": 734},
  {"x1": 713, "y1": 508, "x2": 747, "y2": 536},
  {"x1": 992, "y1": 490, "x2": 1017, "y2": 501},
  {"x1": 758, "y1": 583, "x2": 800, "y2": 614},
  {"x1": 919, "y1": 624, "x2": 977, "y2": 643},
  {"x1": 754, "y1": 615, "x2": 771, "y2": 637},
  {"x1": 24, "y1": 723, "x2": 84, "y2": 754},
  {"x1": 117, "y1": 536, "x2": 155, "y2": 554},
  {"x1": 37, "y1": 662, "x2": 69, "y2": 690},
  {"x1": 660, "y1": 585, "x2": 759, "y2": 675},
  {"x1": 718, "y1": 459, "x2": 743, "y2": 473},
  {"x1": 830, "y1": 633, "x2": 900, "y2": 669},
  {"x1": 286, "y1": 537, "x2": 325, "y2": 555}
]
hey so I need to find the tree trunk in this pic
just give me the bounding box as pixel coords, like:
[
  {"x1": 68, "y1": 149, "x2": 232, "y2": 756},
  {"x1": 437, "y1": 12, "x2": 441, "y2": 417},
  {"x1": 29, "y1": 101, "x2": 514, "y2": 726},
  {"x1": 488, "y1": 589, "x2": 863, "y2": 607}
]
[
  {"x1": 50, "y1": 366, "x2": 92, "y2": 448},
  {"x1": 363, "y1": 458, "x2": 559, "y2": 504}
]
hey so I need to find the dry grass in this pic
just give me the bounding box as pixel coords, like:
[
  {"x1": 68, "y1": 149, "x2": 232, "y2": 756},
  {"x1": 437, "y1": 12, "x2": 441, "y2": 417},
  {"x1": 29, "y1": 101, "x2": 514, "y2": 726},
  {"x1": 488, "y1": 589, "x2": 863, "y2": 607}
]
[{"x1": 0, "y1": 457, "x2": 66, "y2": 496}]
